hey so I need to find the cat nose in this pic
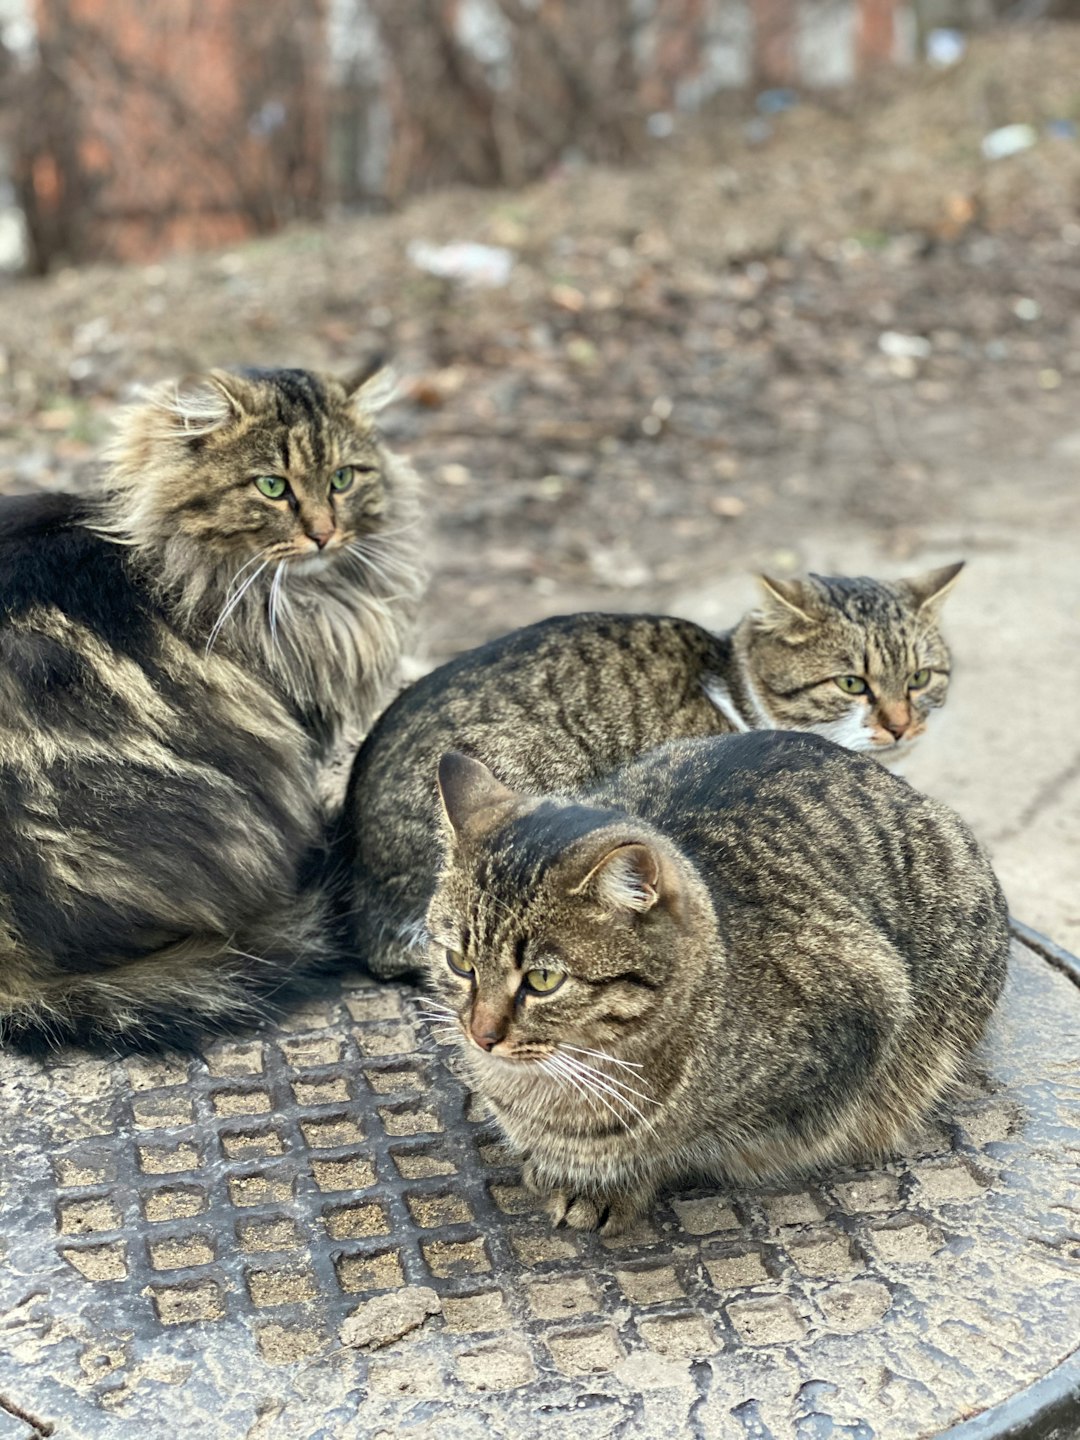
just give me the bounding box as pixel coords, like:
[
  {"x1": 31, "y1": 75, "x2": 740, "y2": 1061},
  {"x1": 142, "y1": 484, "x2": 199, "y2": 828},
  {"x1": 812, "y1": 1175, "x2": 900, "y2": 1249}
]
[
  {"x1": 469, "y1": 1004, "x2": 508, "y2": 1051},
  {"x1": 307, "y1": 527, "x2": 334, "y2": 549},
  {"x1": 884, "y1": 719, "x2": 907, "y2": 739}
]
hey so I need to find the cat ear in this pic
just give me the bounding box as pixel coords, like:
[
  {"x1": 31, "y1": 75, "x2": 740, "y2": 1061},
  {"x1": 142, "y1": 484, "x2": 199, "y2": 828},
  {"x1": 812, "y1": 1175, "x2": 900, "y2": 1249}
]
[
  {"x1": 204, "y1": 369, "x2": 259, "y2": 419},
  {"x1": 756, "y1": 575, "x2": 819, "y2": 630},
  {"x1": 900, "y1": 561, "x2": 964, "y2": 611},
  {"x1": 348, "y1": 364, "x2": 399, "y2": 416},
  {"x1": 139, "y1": 374, "x2": 240, "y2": 434},
  {"x1": 437, "y1": 751, "x2": 518, "y2": 842},
  {"x1": 574, "y1": 842, "x2": 665, "y2": 915}
]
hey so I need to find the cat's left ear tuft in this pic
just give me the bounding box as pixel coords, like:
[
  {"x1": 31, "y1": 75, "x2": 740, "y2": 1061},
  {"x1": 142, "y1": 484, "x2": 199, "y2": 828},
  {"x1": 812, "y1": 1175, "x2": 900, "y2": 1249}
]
[
  {"x1": 901, "y1": 561, "x2": 965, "y2": 611},
  {"x1": 755, "y1": 574, "x2": 819, "y2": 632},
  {"x1": 437, "y1": 751, "x2": 518, "y2": 843},
  {"x1": 143, "y1": 371, "x2": 251, "y2": 439},
  {"x1": 576, "y1": 843, "x2": 664, "y2": 915},
  {"x1": 205, "y1": 369, "x2": 259, "y2": 419},
  {"x1": 348, "y1": 364, "x2": 399, "y2": 417}
]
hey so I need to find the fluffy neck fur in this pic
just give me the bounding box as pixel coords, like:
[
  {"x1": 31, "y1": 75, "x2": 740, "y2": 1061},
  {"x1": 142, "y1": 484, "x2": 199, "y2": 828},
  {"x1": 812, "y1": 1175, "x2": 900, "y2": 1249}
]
[{"x1": 95, "y1": 369, "x2": 424, "y2": 740}]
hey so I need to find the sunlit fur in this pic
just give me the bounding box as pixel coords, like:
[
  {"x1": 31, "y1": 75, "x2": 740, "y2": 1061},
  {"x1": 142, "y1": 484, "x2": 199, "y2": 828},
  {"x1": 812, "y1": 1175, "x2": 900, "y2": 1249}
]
[
  {"x1": 425, "y1": 735, "x2": 1009, "y2": 1235},
  {"x1": 341, "y1": 565, "x2": 961, "y2": 980},
  {"x1": 98, "y1": 366, "x2": 423, "y2": 748},
  {"x1": 0, "y1": 368, "x2": 423, "y2": 1051}
]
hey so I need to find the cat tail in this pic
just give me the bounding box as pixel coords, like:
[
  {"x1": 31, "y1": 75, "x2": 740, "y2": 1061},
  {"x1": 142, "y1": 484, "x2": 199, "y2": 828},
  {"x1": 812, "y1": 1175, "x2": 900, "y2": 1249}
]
[{"x1": 0, "y1": 891, "x2": 336, "y2": 1055}]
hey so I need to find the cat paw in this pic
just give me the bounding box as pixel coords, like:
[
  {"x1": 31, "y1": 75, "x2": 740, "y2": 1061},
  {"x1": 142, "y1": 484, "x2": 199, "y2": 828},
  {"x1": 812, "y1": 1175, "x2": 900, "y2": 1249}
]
[
  {"x1": 596, "y1": 1194, "x2": 646, "y2": 1237},
  {"x1": 545, "y1": 1191, "x2": 602, "y2": 1230},
  {"x1": 521, "y1": 1158, "x2": 543, "y2": 1195},
  {"x1": 542, "y1": 1188, "x2": 645, "y2": 1234}
]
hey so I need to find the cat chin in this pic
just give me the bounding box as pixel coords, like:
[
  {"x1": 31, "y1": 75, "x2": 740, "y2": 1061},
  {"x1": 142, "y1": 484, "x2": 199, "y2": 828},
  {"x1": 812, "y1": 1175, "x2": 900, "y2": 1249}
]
[
  {"x1": 286, "y1": 550, "x2": 345, "y2": 577},
  {"x1": 804, "y1": 715, "x2": 878, "y2": 752}
]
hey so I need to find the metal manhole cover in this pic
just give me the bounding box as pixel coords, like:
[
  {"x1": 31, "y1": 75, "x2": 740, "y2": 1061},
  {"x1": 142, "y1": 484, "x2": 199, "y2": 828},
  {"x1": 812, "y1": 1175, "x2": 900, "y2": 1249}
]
[{"x1": 1, "y1": 929, "x2": 1078, "y2": 1440}]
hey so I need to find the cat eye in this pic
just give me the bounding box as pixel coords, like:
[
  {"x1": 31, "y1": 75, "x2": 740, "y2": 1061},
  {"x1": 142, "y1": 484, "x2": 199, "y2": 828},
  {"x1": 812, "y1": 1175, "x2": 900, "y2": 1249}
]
[
  {"x1": 521, "y1": 968, "x2": 564, "y2": 996},
  {"x1": 446, "y1": 949, "x2": 474, "y2": 978},
  {"x1": 909, "y1": 668, "x2": 932, "y2": 690},
  {"x1": 254, "y1": 475, "x2": 288, "y2": 500},
  {"x1": 835, "y1": 675, "x2": 869, "y2": 696},
  {"x1": 330, "y1": 466, "x2": 355, "y2": 493}
]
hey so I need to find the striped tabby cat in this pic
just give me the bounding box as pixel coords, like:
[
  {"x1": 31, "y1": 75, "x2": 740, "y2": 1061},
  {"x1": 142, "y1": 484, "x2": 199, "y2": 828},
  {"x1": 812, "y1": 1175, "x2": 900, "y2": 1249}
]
[
  {"x1": 0, "y1": 367, "x2": 421, "y2": 1049},
  {"x1": 426, "y1": 733, "x2": 1008, "y2": 1234},
  {"x1": 342, "y1": 565, "x2": 962, "y2": 979}
]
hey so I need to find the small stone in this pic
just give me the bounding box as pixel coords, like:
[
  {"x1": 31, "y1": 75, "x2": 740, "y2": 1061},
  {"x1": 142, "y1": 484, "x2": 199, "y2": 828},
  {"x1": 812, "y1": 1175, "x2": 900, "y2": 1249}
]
[
  {"x1": 339, "y1": 1285, "x2": 441, "y2": 1350},
  {"x1": 710, "y1": 494, "x2": 747, "y2": 518}
]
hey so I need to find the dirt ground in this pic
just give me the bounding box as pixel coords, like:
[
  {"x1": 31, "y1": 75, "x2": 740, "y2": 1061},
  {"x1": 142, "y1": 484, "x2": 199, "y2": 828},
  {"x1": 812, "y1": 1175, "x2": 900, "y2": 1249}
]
[{"x1": 1, "y1": 28, "x2": 1078, "y2": 950}]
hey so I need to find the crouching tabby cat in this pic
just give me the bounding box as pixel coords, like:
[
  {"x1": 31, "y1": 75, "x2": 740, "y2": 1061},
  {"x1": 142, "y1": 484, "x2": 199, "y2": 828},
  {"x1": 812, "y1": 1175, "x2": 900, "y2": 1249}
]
[
  {"x1": 343, "y1": 565, "x2": 962, "y2": 980},
  {"x1": 426, "y1": 733, "x2": 1008, "y2": 1234},
  {"x1": 0, "y1": 367, "x2": 422, "y2": 1049}
]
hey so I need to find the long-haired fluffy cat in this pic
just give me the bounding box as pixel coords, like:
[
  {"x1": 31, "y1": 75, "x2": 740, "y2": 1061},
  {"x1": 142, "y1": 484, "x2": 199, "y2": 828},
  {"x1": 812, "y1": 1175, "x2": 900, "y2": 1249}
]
[
  {"x1": 341, "y1": 565, "x2": 962, "y2": 979},
  {"x1": 0, "y1": 367, "x2": 422, "y2": 1049},
  {"x1": 426, "y1": 732, "x2": 1008, "y2": 1234}
]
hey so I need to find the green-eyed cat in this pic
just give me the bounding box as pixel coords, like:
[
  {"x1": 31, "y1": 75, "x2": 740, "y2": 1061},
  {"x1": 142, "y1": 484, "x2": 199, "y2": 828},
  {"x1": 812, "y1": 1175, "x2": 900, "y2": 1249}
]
[
  {"x1": 425, "y1": 732, "x2": 1008, "y2": 1234},
  {"x1": 341, "y1": 565, "x2": 962, "y2": 980},
  {"x1": 0, "y1": 367, "x2": 422, "y2": 1050}
]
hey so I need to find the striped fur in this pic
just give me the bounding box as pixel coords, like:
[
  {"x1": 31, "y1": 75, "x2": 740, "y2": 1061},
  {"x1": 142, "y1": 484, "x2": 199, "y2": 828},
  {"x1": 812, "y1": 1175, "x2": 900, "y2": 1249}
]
[
  {"x1": 425, "y1": 733, "x2": 1009, "y2": 1234},
  {"x1": 0, "y1": 368, "x2": 423, "y2": 1050},
  {"x1": 341, "y1": 567, "x2": 961, "y2": 980}
]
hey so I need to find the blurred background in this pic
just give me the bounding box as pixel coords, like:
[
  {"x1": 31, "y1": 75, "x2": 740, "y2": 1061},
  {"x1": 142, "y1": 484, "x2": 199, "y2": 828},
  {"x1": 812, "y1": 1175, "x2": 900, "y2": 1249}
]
[{"x1": 0, "y1": 0, "x2": 1077, "y2": 947}]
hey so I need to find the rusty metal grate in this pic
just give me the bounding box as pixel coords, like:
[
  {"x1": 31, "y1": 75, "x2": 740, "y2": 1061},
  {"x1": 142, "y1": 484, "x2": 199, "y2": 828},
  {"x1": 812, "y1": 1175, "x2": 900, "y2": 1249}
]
[{"x1": 1, "y1": 933, "x2": 1079, "y2": 1439}]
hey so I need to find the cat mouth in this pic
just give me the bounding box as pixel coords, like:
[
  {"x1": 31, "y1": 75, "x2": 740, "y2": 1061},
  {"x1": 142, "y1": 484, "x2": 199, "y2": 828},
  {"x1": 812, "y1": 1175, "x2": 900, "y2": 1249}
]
[{"x1": 286, "y1": 547, "x2": 343, "y2": 575}]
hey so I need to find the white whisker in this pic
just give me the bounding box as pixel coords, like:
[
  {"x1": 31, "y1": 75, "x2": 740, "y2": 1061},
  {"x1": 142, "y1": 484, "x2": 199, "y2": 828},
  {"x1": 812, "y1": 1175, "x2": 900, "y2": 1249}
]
[
  {"x1": 546, "y1": 1051, "x2": 630, "y2": 1130},
  {"x1": 224, "y1": 545, "x2": 273, "y2": 594},
  {"x1": 556, "y1": 1051, "x2": 654, "y2": 1104},
  {"x1": 206, "y1": 559, "x2": 270, "y2": 654},
  {"x1": 553, "y1": 1052, "x2": 657, "y2": 1132},
  {"x1": 561, "y1": 1044, "x2": 645, "y2": 1072},
  {"x1": 268, "y1": 560, "x2": 285, "y2": 645}
]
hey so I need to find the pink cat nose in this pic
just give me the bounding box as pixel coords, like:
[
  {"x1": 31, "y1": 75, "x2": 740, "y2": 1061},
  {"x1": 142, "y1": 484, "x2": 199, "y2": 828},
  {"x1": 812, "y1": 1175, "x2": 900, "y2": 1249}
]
[
  {"x1": 469, "y1": 1004, "x2": 508, "y2": 1051},
  {"x1": 307, "y1": 529, "x2": 333, "y2": 550},
  {"x1": 885, "y1": 720, "x2": 907, "y2": 739}
]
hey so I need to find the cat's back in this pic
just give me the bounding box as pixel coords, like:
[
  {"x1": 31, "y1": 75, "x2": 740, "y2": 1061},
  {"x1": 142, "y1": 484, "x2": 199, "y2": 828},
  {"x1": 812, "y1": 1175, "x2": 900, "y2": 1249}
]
[
  {"x1": 0, "y1": 490, "x2": 165, "y2": 661},
  {"x1": 605, "y1": 730, "x2": 1005, "y2": 936},
  {"x1": 352, "y1": 609, "x2": 724, "y2": 795}
]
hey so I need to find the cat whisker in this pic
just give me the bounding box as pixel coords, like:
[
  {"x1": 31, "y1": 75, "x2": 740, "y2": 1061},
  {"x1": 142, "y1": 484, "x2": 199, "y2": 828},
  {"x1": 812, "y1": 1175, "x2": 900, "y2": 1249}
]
[
  {"x1": 345, "y1": 537, "x2": 421, "y2": 581},
  {"x1": 268, "y1": 560, "x2": 286, "y2": 645},
  {"x1": 545, "y1": 1051, "x2": 633, "y2": 1132},
  {"x1": 206, "y1": 559, "x2": 270, "y2": 654},
  {"x1": 222, "y1": 546, "x2": 273, "y2": 598},
  {"x1": 560, "y1": 1044, "x2": 645, "y2": 1072},
  {"x1": 344, "y1": 544, "x2": 418, "y2": 599},
  {"x1": 351, "y1": 519, "x2": 422, "y2": 543},
  {"x1": 541, "y1": 1054, "x2": 598, "y2": 1113},
  {"x1": 556, "y1": 1050, "x2": 654, "y2": 1103},
  {"x1": 413, "y1": 1004, "x2": 459, "y2": 1023},
  {"x1": 413, "y1": 1003, "x2": 457, "y2": 1021},
  {"x1": 552, "y1": 1052, "x2": 657, "y2": 1131}
]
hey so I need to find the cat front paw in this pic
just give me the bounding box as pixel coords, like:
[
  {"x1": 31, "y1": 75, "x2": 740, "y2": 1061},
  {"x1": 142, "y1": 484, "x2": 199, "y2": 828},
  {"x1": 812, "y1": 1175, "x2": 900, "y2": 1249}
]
[{"x1": 541, "y1": 1187, "x2": 648, "y2": 1235}]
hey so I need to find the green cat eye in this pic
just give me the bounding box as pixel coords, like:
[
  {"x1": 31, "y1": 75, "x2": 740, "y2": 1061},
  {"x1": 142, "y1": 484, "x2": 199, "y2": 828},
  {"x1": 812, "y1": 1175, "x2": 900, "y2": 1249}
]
[
  {"x1": 446, "y1": 949, "x2": 474, "y2": 978},
  {"x1": 330, "y1": 466, "x2": 355, "y2": 493},
  {"x1": 835, "y1": 675, "x2": 869, "y2": 696},
  {"x1": 522, "y1": 968, "x2": 564, "y2": 996},
  {"x1": 254, "y1": 475, "x2": 288, "y2": 500},
  {"x1": 909, "y1": 668, "x2": 932, "y2": 690}
]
